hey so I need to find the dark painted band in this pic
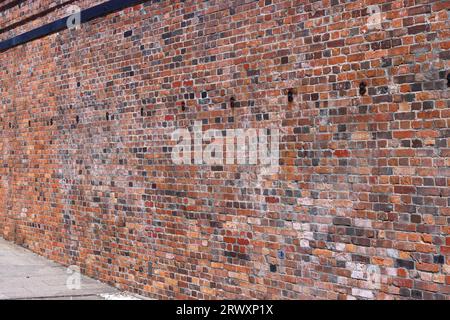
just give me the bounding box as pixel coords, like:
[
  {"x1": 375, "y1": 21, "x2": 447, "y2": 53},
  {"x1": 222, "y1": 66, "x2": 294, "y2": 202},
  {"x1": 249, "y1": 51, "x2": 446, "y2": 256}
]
[
  {"x1": 0, "y1": 0, "x2": 148, "y2": 52},
  {"x1": 0, "y1": 0, "x2": 79, "y2": 36}
]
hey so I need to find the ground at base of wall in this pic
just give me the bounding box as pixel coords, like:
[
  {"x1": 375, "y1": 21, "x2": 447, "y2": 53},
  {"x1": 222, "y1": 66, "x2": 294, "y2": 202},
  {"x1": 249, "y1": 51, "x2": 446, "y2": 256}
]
[{"x1": 0, "y1": 237, "x2": 146, "y2": 300}]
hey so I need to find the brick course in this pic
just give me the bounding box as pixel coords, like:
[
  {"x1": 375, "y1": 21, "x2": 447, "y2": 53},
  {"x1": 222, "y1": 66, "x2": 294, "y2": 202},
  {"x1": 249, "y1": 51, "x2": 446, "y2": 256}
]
[{"x1": 0, "y1": 0, "x2": 449, "y2": 299}]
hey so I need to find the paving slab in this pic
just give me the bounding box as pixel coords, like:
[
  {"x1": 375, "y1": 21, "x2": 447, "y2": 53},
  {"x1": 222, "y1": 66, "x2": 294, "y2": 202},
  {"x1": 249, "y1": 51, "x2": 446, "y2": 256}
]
[{"x1": 0, "y1": 237, "x2": 141, "y2": 300}]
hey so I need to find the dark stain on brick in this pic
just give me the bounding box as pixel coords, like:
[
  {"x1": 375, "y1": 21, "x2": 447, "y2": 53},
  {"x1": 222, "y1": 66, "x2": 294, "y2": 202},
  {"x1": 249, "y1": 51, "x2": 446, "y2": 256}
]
[
  {"x1": 359, "y1": 82, "x2": 367, "y2": 96},
  {"x1": 287, "y1": 89, "x2": 294, "y2": 103},
  {"x1": 395, "y1": 259, "x2": 415, "y2": 269}
]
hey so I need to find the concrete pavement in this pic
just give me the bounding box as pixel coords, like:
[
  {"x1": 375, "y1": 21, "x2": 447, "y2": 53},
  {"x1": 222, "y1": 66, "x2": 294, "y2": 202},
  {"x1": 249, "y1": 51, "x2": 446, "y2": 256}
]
[{"x1": 0, "y1": 237, "x2": 141, "y2": 300}]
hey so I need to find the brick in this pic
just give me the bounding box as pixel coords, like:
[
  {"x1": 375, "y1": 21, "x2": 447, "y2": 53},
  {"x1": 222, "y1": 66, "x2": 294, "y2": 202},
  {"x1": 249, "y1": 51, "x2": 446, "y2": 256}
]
[
  {"x1": 394, "y1": 186, "x2": 416, "y2": 194},
  {"x1": 333, "y1": 217, "x2": 352, "y2": 226},
  {"x1": 396, "y1": 259, "x2": 415, "y2": 270}
]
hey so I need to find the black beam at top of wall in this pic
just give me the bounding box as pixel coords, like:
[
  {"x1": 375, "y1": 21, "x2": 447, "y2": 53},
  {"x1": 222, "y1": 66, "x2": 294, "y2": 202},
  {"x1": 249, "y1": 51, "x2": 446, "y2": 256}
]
[{"x1": 0, "y1": 0, "x2": 149, "y2": 52}]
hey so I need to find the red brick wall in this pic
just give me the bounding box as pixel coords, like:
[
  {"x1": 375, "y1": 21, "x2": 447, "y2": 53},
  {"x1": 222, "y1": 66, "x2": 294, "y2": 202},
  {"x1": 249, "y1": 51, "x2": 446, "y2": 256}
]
[{"x1": 0, "y1": 0, "x2": 449, "y2": 299}]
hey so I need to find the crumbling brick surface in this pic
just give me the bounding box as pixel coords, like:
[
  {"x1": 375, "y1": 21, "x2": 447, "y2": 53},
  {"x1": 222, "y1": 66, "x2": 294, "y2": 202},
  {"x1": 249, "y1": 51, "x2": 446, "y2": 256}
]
[{"x1": 0, "y1": 0, "x2": 449, "y2": 299}]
